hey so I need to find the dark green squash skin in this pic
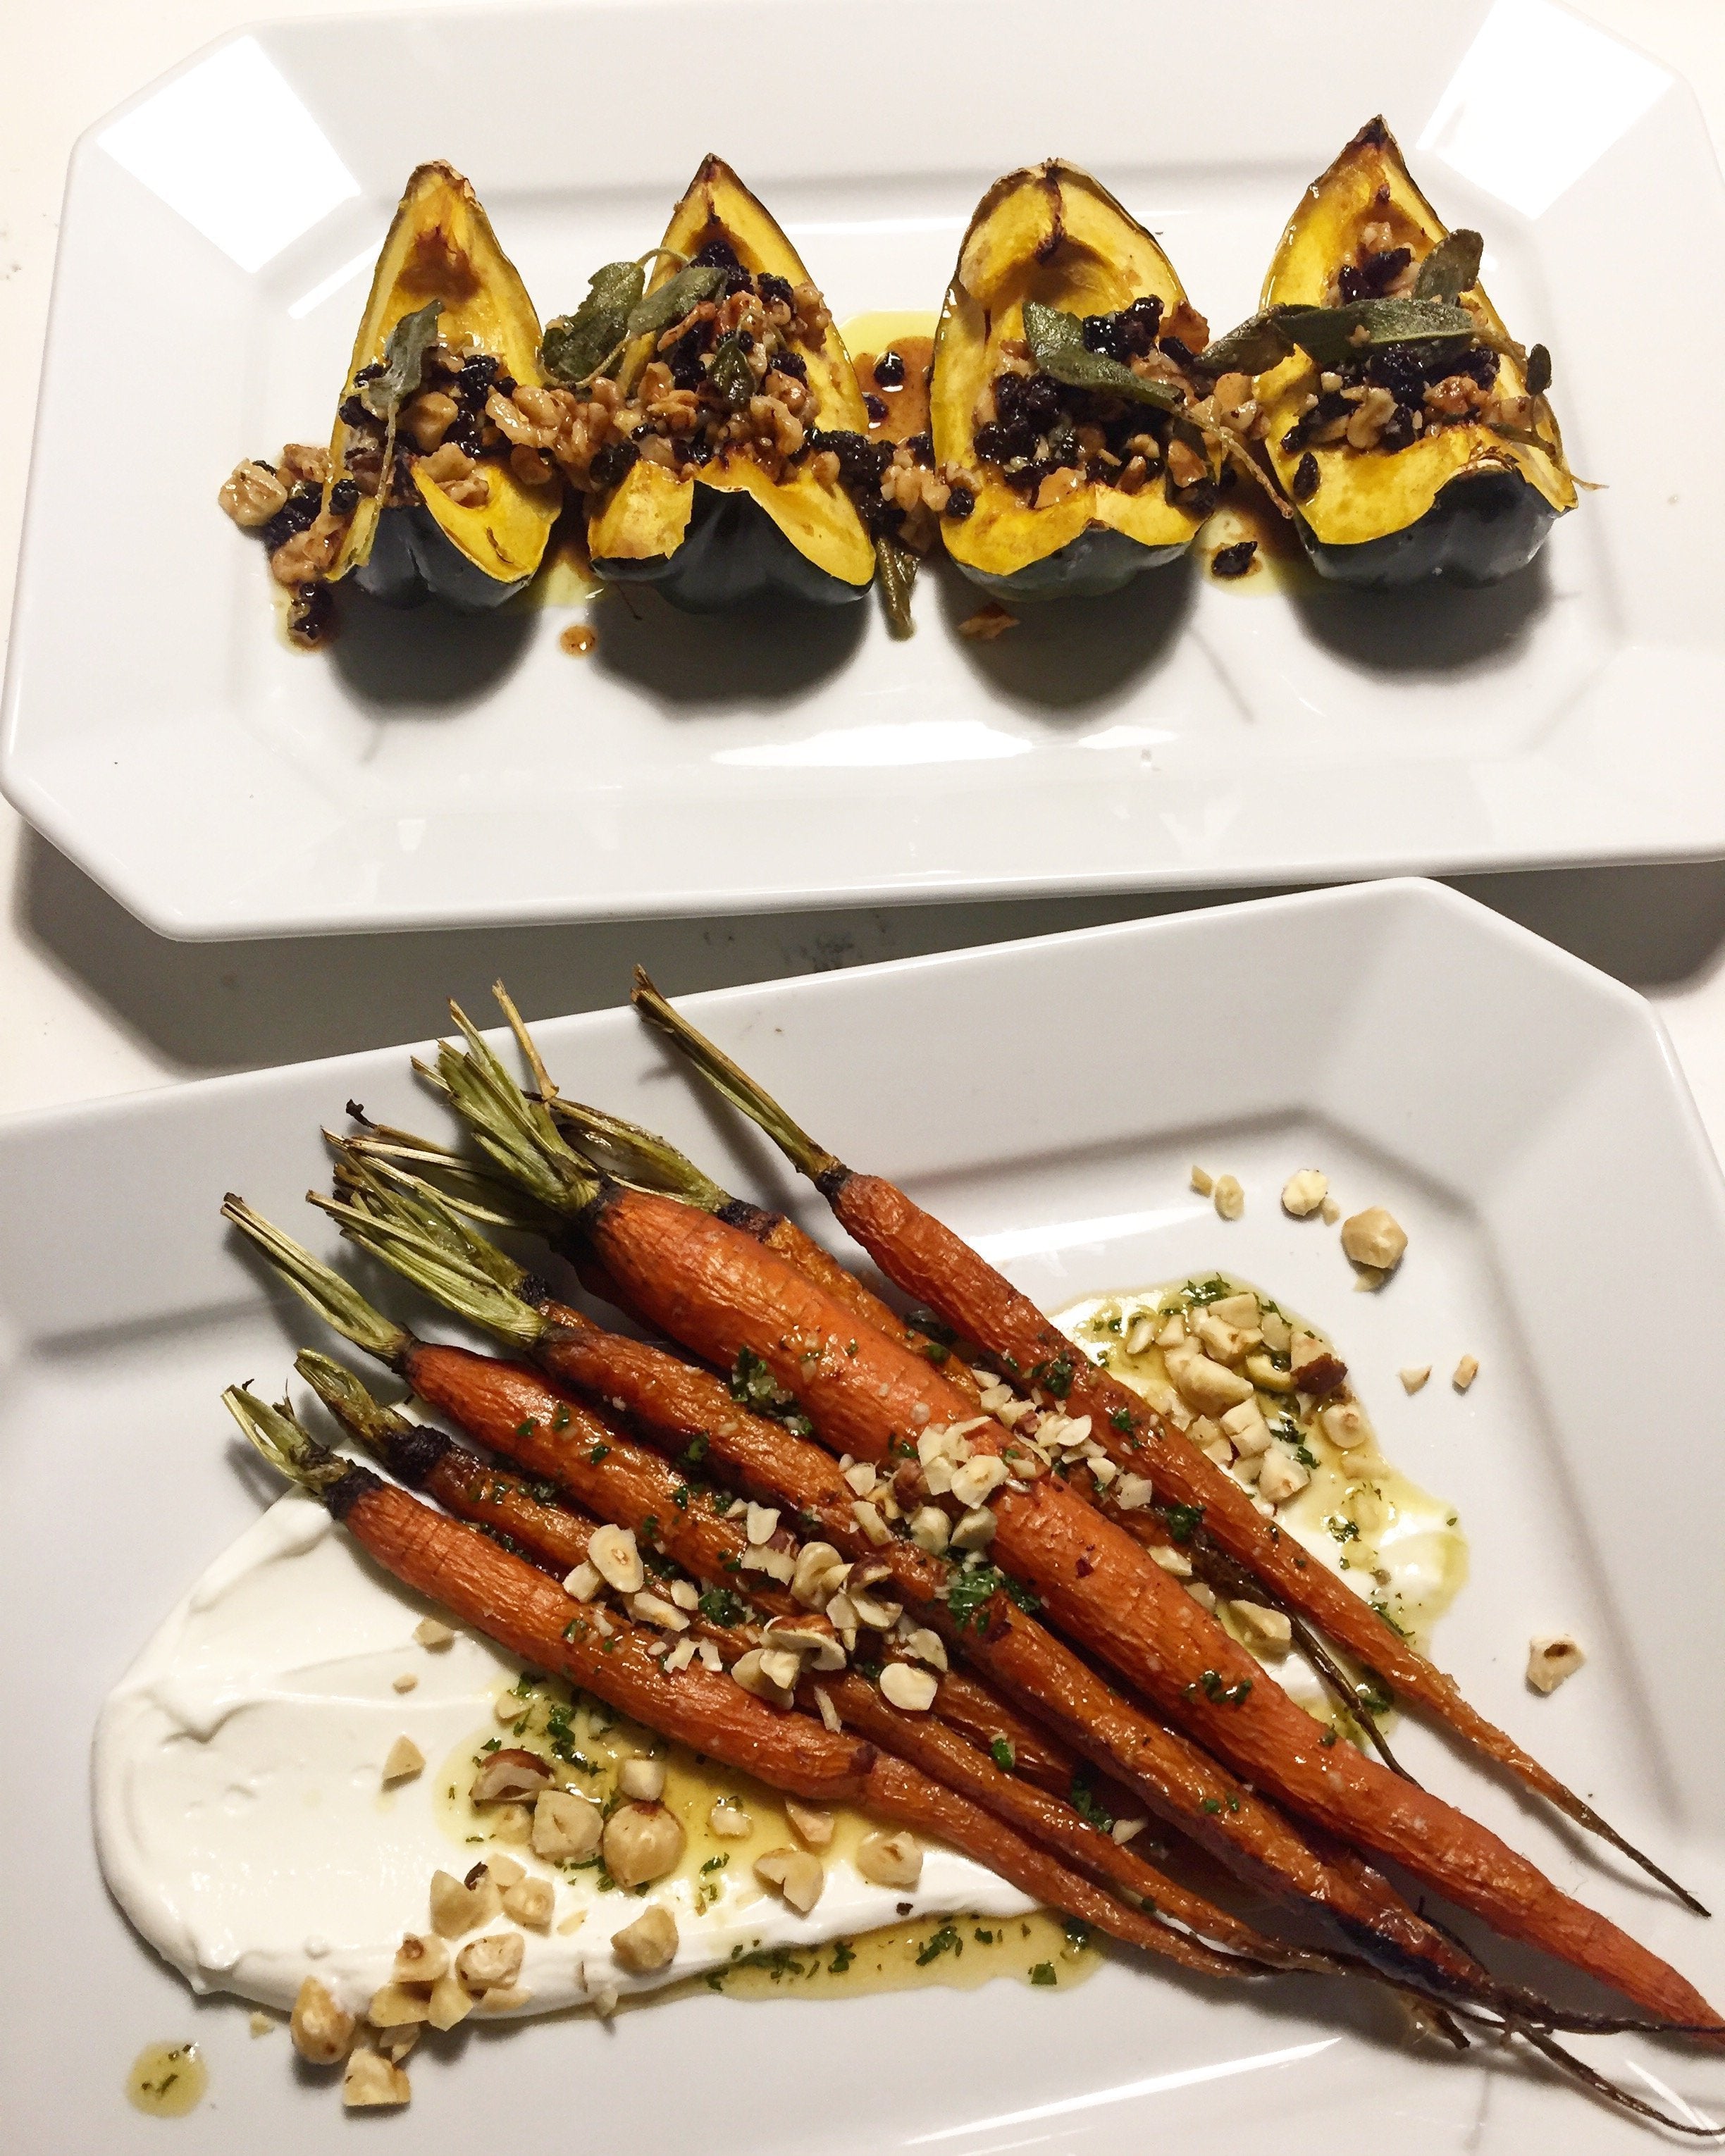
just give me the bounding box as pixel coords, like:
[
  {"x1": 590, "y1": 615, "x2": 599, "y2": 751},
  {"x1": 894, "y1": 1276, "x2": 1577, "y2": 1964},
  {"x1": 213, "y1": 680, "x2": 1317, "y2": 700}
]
[
  {"x1": 956, "y1": 527, "x2": 1188, "y2": 602},
  {"x1": 1298, "y1": 469, "x2": 1558, "y2": 589},
  {"x1": 355, "y1": 504, "x2": 532, "y2": 611},
  {"x1": 593, "y1": 486, "x2": 870, "y2": 612}
]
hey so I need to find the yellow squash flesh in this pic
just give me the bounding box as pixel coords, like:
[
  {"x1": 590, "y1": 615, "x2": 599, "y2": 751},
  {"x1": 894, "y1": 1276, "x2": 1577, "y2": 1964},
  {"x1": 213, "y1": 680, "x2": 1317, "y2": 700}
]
[
  {"x1": 1259, "y1": 120, "x2": 1575, "y2": 550},
  {"x1": 932, "y1": 163, "x2": 1211, "y2": 591},
  {"x1": 586, "y1": 156, "x2": 874, "y2": 596},
  {"x1": 330, "y1": 161, "x2": 557, "y2": 601}
]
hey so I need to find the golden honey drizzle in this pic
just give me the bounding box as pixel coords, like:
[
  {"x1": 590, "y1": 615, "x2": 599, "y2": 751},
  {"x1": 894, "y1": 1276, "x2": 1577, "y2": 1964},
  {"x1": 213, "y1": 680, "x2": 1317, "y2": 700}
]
[
  {"x1": 844, "y1": 312, "x2": 938, "y2": 447},
  {"x1": 126, "y1": 2042, "x2": 208, "y2": 2117}
]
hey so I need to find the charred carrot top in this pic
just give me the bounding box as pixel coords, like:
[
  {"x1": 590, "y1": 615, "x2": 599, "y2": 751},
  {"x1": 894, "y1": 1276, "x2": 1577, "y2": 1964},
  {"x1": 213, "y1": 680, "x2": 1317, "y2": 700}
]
[
  {"x1": 574, "y1": 1179, "x2": 1721, "y2": 2030},
  {"x1": 631, "y1": 970, "x2": 1708, "y2": 1918},
  {"x1": 225, "y1": 1387, "x2": 1262, "y2": 1986}
]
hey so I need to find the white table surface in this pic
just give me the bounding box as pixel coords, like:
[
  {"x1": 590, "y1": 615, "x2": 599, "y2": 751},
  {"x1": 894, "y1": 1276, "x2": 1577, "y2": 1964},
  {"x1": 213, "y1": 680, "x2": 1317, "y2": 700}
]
[{"x1": 6, "y1": 0, "x2": 1725, "y2": 1140}]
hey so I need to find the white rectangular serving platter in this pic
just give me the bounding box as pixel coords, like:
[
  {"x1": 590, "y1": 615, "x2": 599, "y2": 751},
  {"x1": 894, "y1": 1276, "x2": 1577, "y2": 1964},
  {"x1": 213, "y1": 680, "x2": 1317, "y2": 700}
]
[
  {"x1": 6, "y1": 0, "x2": 1725, "y2": 939},
  {"x1": 3, "y1": 878, "x2": 1724, "y2": 2149}
]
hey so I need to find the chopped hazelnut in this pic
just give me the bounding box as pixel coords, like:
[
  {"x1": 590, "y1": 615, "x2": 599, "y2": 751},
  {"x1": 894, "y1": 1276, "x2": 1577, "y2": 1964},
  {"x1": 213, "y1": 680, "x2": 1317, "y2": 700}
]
[
  {"x1": 1257, "y1": 1449, "x2": 1310, "y2": 1505},
  {"x1": 785, "y1": 1799, "x2": 834, "y2": 1847},
  {"x1": 426, "y1": 1972, "x2": 473, "y2": 2031},
  {"x1": 1341, "y1": 1206, "x2": 1407, "y2": 1275},
  {"x1": 879, "y1": 1662, "x2": 939, "y2": 1712},
  {"x1": 502, "y1": 1878, "x2": 554, "y2": 1928},
  {"x1": 1321, "y1": 1198, "x2": 1340, "y2": 1224},
  {"x1": 563, "y1": 1561, "x2": 603, "y2": 1601},
  {"x1": 392, "y1": 1933, "x2": 449, "y2": 1985},
  {"x1": 366, "y1": 1982, "x2": 432, "y2": 2029},
  {"x1": 429, "y1": 1866, "x2": 500, "y2": 1939},
  {"x1": 1230, "y1": 1600, "x2": 1293, "y2": 1656},
  {"x1": 602, "y1": 1801, "x2": 686, "y2": 1887},
  {"x1": 456, "y1": 1931, "x2": 524, "y2": 1993},
  {"x1": 1290, "y1": 1330, "x2": 1348, "y2": 1395},
  {"x1": 1318, "y1": 1401, "x2": 1372, "y2": 1451},
  {"x1": 618, "y1": 1756, "x2": 667, "y2": 1803},
  {"x1": 949, "y1": 1506, "x2": 997, "y2": 1552},
  {"x1": 587, "y1": 1522, "x2": 645, "y2": 1594},
  {"x1": 248, "y1": 2011, "x2": 275, "y2": 2038},
  {"x1": 610, "y1": 1902, "x2": 679, "y2": 1974},
  {"x1": 902, "y1": 1626, "x2": 949, "y2": 1673},
  {"x1": 1453, "y1": 1354, "x2": 1480, "y2": 1392},
  {"x1": 531, "y1": 1788, "x2": 602, "y2": 1862},
  {"x1": 487, "y1": 1854, "x2": 525, "y2": 1889},
  {"x1": 413, "y1": 1617, "x2": 455, "y2": 1651},
  {"x1": 391, "y1": 1673, "x2": 418, "y2": 1694},
  {"x1": 342, "y1": 2045, "x2": 410, "y2": 2109},
  {"x1": 1399, "y1": 1365, "x2": 1432, "y2": 1394},
  {"x1": 1166, "y1": 1345, "x2": 1254, "y2": 1415},
  {"x1": 1190, "y1": 1165, "x2": 1215, "y2": 1196},
  {"x1": 289, "y1": 1975, "x2": 354, "y2": 2064},
  {"x1": 470, "y1": 1747, "x2": 553, "y2": 1806},
  {"x1": 1281, "y1": 1170, "x2": 1328, "y2": 1218},
  {"x1": 478, "y1": 1984, "x2": 533, "y2": 2014},
  {"x1": 1148, "y1": 1543, "x2": 1193, "y2": 1578},
  {"x1": 1527, "y1": 1633, "x2": 1585, "y2": 1693},
  {"x1": 1213, "y1": 1175, "x2": 1244, "y2": 1221},
  {"x1": 755, "y1": 1847, "x2": 824, "y2": 1914},
  {"x1": 708, "y1": 1796, "x2": 755, "y2": 1839},
  {"x1": 855, "y1": 1828, "x2": 922, "y2": 1890},
  {"x1": 908, "y1": 1506, "x2": 951, "y2": 1554},
  {"x1": 382, "y1": 1735, "x2": 424, "y2": 1785},
  {"x1": 495, "y1": 1687, "x2": 530, "y2": 1726}
]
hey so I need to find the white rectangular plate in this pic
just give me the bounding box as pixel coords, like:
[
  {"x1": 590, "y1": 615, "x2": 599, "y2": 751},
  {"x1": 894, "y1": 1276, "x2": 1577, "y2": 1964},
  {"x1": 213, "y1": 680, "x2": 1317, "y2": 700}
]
[
  {"x1": 6, "y1": 0, "x2": 1725, "y2": 938},
  {"x1": 4, "y1": 879, "x2": 1724, "y2": 2148}
]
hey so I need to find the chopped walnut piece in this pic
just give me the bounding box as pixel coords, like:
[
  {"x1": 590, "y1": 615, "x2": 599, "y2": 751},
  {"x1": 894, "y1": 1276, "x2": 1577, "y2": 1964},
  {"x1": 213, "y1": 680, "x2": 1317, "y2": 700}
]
[
  {"x1": 342, "y1": 2046, "x2": 410, "y2": 2109},
  {"x1": 218, "y1": 459, "x2": 289, "y2": 528},
  {"x1": 611, "y1": 1902, "x2": 679, "y2": 1974},
  {"x1": 957, "y1": 601, "x2": 1018, "y2": 640},
  {"x1": 289, "y1": 1975, "x2": 354, "y2": 2064}
]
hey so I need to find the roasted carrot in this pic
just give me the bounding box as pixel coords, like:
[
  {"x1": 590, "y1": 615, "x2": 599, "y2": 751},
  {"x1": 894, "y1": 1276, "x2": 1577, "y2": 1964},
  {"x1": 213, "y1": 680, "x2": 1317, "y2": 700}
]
[
  {"x1": 225, "y1": 1384, "x2": 1264, "y2": 1986},
  {"x1": 289, "y1": 1181, "x2": 1716, "y2": 2052},
  {"x1": 633, "y1": 969, "x2": 1708, "y2": 1912},
  {"x1": 286, "y1": 1331, "x2": 1310, "y2": 1969},
  {"x1": 404, "y1": 1010, "x2": 1724, "y2": 2032},
  {"x1": 242, "y1": 1182, "x2": 1506, "y2": 2016}
]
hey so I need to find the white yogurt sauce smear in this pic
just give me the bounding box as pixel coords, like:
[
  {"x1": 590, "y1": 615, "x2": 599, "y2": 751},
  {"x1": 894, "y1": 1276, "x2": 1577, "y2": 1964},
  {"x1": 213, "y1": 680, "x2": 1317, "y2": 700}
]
[{"x1": 94, "y1": 1492, "x2": 1035, "y2": 2021}]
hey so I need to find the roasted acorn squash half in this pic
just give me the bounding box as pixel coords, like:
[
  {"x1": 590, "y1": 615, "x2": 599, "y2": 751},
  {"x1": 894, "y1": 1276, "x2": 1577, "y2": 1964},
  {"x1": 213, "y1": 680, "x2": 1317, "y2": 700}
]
[
  {"x1": 1248, "y1": 120, "x2": 1575, "y2": 588},
  {"x1": 931, "y1": 163, "x2": 1220, "y2": 602},
  {"x1": 582, "y1": 157, "x2": 874, "y2": 611},
  {"x1": 327, "y1": 162, "x2": 559, "y2": 610}
]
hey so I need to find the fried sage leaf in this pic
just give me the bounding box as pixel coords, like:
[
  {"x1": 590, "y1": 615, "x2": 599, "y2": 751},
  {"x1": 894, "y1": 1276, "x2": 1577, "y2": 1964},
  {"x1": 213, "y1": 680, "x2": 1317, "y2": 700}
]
[
  {"x1": 542, "y1": 261, "x2": 647, "y2": 385},
  {"x1": 360, "y1": 298, "x2": 443, "y2": 419},
  {"x1": 1412, "y1": 228, "x2": 1483, "y2": 302},
  {"x1": 1280, "y1": 296, "x2": 1476, "y2": 369},
  {"x1": 875, "y1": 535, "x2": 917, "y2": 636},
  {"x1": 1525, "y1": 342, "x2": 1552, "y2": 397},
  {"x1": 626, "y1": 262, "x2": 727, "y2": 345},
  {"x1": 707, "y1": 333, "x2": 755, "y2": 412},
  {"x1": 1021, "y1": 301, "x2": 1183, "y2": 411},
  {"x1": 1196, "y1": 308, "x2": 1309, "y2": 377}
]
